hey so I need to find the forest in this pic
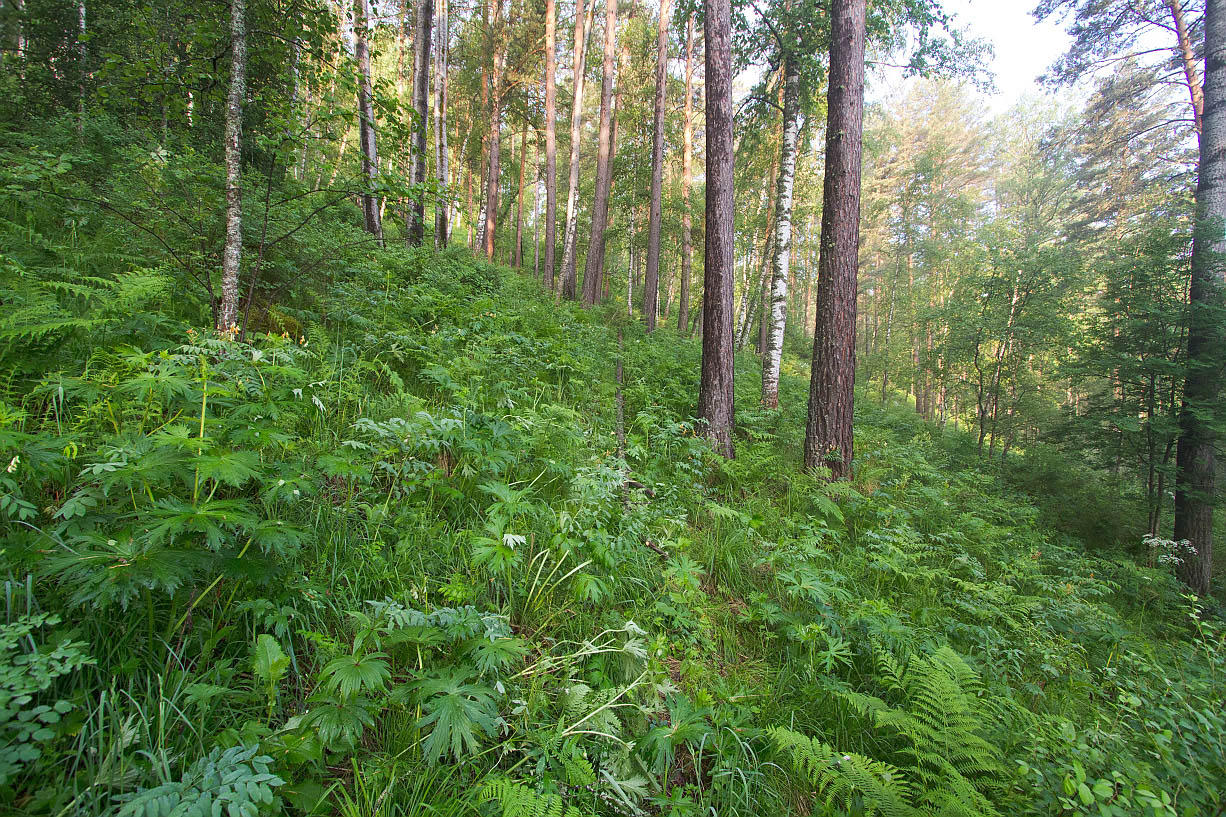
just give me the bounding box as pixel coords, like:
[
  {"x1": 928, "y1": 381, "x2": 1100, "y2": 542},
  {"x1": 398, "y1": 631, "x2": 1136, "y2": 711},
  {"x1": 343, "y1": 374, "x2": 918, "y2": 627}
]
[{"x1": 0, "y1": 0, "x2": 1224, "y2": 813}]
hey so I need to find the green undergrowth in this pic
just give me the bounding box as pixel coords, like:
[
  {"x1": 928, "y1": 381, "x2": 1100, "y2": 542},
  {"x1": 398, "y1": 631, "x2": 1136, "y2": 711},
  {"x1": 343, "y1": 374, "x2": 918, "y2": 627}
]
[{"x1": 1, "y1": 248, "x2": 1223, "y2": 817}]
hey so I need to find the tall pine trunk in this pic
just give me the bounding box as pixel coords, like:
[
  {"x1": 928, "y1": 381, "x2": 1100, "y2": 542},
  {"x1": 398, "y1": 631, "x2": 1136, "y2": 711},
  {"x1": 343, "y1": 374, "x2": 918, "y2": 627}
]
[
  {"x1": 408, "y1": 0, "x2": 434, "y2": 245},
  {"x1": 581, "y1": 0, "x2": 618, "y2": 306},
  {"x1": 1165, "y1": 0, "x2": 1204, "y2": 135},
  {"x1": 1173, "y1": 0, "x2": 1225, "y2": 596},
  {"x1": 559, "y1": 0, "x2": 594, "y2": 299},
  {"x1": 217, "y1": 0, "x2": 246, "y2": 333},
  {"x1": 803, "y1": 0, "x2": 865, "y2": 478},
  {"x1": 677, "y1": 13, "x2": 694, "y2": 333},
  {"x1": 543, "y1": 0, "x2": 558, "y2": 289},
  {"x1": 643, "y1": 0, "x2": 670, "y2": 330},
  {"x1": 698, "y1": 0, "x2": 734, "y2": 458},
  {"x1": 354, "y1": 0, "x2": 383, "y2": 244},
  {"x1": 761, "y1": 58, "x2": 801, "y2": 408},
  {"x1": 435, "y1": 0, "x2": 450, "y2": 248}
]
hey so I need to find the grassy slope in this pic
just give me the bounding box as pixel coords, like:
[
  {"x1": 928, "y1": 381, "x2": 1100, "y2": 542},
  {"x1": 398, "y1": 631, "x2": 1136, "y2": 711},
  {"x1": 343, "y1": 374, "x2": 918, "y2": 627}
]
[{"x1": 3, "y1": 249, "x2": 1223, "y2": 816}]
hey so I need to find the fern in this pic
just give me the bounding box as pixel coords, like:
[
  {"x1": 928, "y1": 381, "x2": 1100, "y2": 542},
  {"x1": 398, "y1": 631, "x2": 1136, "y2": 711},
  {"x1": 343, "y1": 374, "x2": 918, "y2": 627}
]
[
  {"x1": 817, "y1": 646, "x2": 1014, "y2": 816},
  {"x1": 769, "y1": 727, "x2": 917, "y2": 817},
  {"x1": 478, "y1": 778, "x2": 590, "y2": 817}
]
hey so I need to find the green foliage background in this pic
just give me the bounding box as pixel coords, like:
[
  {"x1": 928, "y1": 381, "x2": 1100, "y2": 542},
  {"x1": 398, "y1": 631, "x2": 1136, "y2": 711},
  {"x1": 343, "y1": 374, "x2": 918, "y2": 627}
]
[{"x1": 0, "y1": 114, "x2": 1223, "y2": 814}]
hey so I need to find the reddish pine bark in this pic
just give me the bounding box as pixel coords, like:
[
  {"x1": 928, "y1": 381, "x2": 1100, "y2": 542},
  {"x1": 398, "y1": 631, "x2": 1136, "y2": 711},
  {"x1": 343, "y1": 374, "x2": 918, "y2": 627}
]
[
  {"x1": 698, "y1": 0, "x2": 735, "y2": 458},
  {"x1": 804, "y1": 0, "x2": 866, "y2": 479}
]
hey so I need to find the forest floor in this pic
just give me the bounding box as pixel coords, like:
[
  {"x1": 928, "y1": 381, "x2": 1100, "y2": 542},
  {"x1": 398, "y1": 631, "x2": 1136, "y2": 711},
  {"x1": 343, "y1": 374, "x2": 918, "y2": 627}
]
[{"x1": 4, "y1": 249, "x2": 1224, "y2": 816}]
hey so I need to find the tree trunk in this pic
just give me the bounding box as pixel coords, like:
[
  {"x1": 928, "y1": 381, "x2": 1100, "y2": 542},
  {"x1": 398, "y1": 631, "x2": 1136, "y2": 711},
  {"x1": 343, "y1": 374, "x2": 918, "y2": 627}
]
[
  {"x1": 76, "y1": 0, "x2": 86, "y2": 131},
  {"x1": 1173, "y1": 0, "x2": 1225, "y2": 596},
  {"x1": 543, "y1": 0, "x2": 558, "y2": 289},
  {"x1": 217, "y1": 0, "x2": 246, "y2": 333},
  {"x1": 355, "y1": 0, "x2": 384, "y2": 243},
  {"x1": 677, "y1": 13, "x2": 695, "y2": 333},
  {"x1": 560, "y1": 0, "x2": 594, "y2": 299},
  {"x1": 804, "y1": 0, "x2": 865, "y2": 478},
  {"x1": 482, "y1": 0, "x2": 506, "y2": 259},
  {"x1": 407, "y1": 0, "x2": 434, "y2": 244},
  {"x1": 698, "y1": 0, "x2": 735, "y2": 458},
  {"x1": 581, "y1": 0, "x2": 619, "y2": 306},
  {"x1": 1166, "y1": 0, "x2": 1205, "y2": 135},
  {"x1": 515, "y1": 125, "x2": 528, "y2": 265},
  {"x1": 435, "y1": 0, "x2": 450, "y2": 248},
  {"x1": 534, "y1": 138, "x2": 543, "y2": 276},
  {"x1": 643, "y1": 0, "x2": 671, "y2": 330},
  {"x1": 611, "y1": 0, "x2": 636, "y2": 311}
]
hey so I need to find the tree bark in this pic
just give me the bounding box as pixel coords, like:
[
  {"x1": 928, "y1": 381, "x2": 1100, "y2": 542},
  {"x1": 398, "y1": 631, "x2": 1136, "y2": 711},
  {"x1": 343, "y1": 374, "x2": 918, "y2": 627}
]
[
  {"x1": 643, "y1": 0, "x2": 671, "y2": 330},
  {"x1": 534, "y1": 138, "x2": 543, "y2": 276},
  {"x1": 677, "y1": 13, "x2": 695, "y2": 333},
  {"x1": 1173, "y1": 0, "x2": 1225, "y2": 596},
  {"x1": 76, "y1": 0, "x2": 86, "y2": 131},
  {"x1": 560, "y1": 0, "x2": 594, "y2": 299},
  {"x1": 435, "y1": 0, "x2": 450, "y2": 248},
  {"x1": 804, "y1": 0, "x2": 865, "y2": 478},
  {"x1": 355, "y1": 0, "x2": 384, "y2": 244},
  {"x1": 407, "y1": 0, "x2": 434, "y2": 244},
  {"x1": 543, "y1": 0, "x2": 559, "y2": 289},
  {"x1": 698, "y1": 0, "x2": 735, "y2": 458},
  {"x1": 581, "y1": 0, "x2": 619, "y2": 306},
  {"x1": 515, "y1": 125, "x2": 528, "y2": 266},
  {"x1": 1165, "y1": 0, "x2": 1205, "y2": 135},
  {"x1": 482, "y1": 0, "x2": 506, "y2": 259},
  {"x1": 216, "y1": 0, "x2": 246, "y2": 333},
  {"x1": 761, "y1": 58, "x2": 800, "y2": 407}
]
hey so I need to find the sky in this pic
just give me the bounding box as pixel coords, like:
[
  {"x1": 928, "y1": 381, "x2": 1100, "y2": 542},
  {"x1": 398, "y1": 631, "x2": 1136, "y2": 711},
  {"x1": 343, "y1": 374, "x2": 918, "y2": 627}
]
[{"x1": 876, "y1": 0, "x2": 1075, "y2": 113}]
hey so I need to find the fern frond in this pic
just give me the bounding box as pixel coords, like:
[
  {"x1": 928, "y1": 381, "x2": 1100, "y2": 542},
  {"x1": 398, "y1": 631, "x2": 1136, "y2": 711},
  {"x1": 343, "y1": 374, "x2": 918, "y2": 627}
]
[
  {"x1": 478, "y1": 779, "x2": 588, "y2": 817},
  {"x1": 769, "y1": 727, "x2": 917, "y2": 817}
]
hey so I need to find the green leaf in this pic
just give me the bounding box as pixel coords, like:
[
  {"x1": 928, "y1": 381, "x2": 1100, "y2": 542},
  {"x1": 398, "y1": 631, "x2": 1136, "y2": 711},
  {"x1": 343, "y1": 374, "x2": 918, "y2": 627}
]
[
  {"x1": 252, "y1": 635, "x2": 290, "y2": 690},
  {"x1": 410, "y1": 671, "x2": 500, "y2": 764},
  {"x1": 321, "y1": 652, "x2": 390, "y2": 701},
  {"x1": 196, "y1": 451, "x2": 263, "y2": 488}
]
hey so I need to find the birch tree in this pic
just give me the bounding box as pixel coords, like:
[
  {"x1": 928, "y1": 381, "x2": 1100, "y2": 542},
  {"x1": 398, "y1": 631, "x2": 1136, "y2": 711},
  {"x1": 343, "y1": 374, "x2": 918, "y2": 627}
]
[
  {"x1": 408, "y1": 0, "x2": 434, "y2": 245},
  {"x1": 581, "y1": 0, "x2": 618, "y2": 306},
  {"x1": 354, "y1": 0, "x2": 383, "y2": 244},
  {"x1": 643, "y1": 0, "x2": 670, "y2": 330},
  {"x1": 216, "y1": 0, "x2": 246, "y2": 333},
  {"x1": 559, "y1": 0, "x2": 593, "y2": 299}
]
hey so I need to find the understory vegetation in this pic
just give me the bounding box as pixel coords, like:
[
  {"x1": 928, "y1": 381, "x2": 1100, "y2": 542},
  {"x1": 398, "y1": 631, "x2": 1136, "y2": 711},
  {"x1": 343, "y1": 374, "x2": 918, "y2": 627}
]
[{"x1": 2, "y1": 133, "x2": 1223, "y2": 814}]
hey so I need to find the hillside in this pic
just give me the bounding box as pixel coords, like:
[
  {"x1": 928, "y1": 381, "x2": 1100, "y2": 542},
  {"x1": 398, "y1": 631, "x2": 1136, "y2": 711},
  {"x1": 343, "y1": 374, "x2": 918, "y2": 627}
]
[{"x1": 3, "y1": 248, "x2": 1222, "y2": 816}]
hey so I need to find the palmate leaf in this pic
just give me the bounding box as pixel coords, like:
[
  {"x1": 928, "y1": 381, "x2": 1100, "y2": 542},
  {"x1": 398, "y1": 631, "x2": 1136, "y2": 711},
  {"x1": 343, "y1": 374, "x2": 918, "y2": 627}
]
[
  {"x1": 301, "y1": 696, "x2": 377, "y2": 750},
  {"x1": 321, "y1": 652, "x2": 390, "y2": 701},
  {"x1": 462, "y1": 636, "x2": 529, "y2": 676},
  {"x1": 195, "y1": 450, "x2": 263, "y2": 488},
  {"x1": 43, "y1": 533, "x2": 211, "y2": 610},
  {"x1": 144, "y1": 497, "x2": 259, "y2": 550},
  {"x1": 111, "y1": 368, "x2": 195, "y2": 406},
  {"x1": 410, "y1": 670, "x2": 500, "y2": 764},
  {"x1": 249, "y1": 519, "x2": 307, "y2": 557}
]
